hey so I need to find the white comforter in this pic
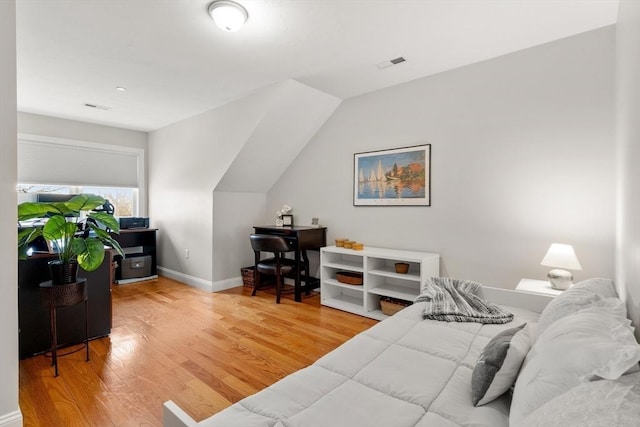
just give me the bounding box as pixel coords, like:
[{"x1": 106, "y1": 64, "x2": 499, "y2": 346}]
[{"x1": 195, "y1": 302, "x2": 540, "y2": 427}]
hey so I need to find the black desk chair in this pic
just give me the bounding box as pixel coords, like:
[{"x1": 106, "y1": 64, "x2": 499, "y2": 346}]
[{"x1": 249, "y1": 234, "x2": 303, "y2": 303}]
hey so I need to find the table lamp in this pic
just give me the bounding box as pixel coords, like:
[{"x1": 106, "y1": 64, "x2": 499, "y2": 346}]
[{"x1": 540, "y1": 243, "x2": 582, "y2": 290}]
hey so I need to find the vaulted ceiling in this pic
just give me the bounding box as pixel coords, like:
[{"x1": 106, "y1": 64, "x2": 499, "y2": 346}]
[{"x1": 16, "y1": 0, "x2": 619, "y2": 132}]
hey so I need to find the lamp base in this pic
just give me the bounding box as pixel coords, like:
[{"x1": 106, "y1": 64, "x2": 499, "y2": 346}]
[{"x1": 547, "y1": 269, "x2": 573, "y2": 290}]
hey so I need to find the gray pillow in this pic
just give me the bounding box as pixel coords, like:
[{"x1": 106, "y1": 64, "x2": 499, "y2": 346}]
[{"x1": 471, "y1": 323, "x2": 530, "y2": 406}]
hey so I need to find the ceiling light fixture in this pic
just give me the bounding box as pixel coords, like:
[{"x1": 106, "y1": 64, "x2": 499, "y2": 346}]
[
  {"x1": 115, "y1": 86, "x2": 126, "y2": 92},
  {"x1": 208, "y1": 0, "x2": 248, "y2": 32}
]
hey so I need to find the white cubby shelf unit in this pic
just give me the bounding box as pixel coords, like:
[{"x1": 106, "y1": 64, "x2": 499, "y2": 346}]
[{"x1": 320, "y1": 245, "x2": 440, "y2": 320}]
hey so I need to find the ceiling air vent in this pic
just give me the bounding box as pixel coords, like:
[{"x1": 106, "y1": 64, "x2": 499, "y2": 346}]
[
  {"x1": 376, "y1": 56, "x2": 406, "y2": 70},
  {"x1": 84, "y1": 103, "x2": 111, "y2": 110}
]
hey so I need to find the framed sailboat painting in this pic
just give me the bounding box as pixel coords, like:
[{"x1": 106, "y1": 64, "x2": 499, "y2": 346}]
[{"x1": 353, "y1": 144, "x2": 431, "y2": 206}]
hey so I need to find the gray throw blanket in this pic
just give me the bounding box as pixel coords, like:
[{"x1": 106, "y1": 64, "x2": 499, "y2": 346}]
[{"x1": 414, "y1": 277, "x2": 513, "y2": 324}]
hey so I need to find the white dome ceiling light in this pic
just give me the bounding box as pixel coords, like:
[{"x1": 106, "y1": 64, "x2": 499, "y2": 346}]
[{"x1": 208, "y1": 0, "x2": 248, "y2": 32}]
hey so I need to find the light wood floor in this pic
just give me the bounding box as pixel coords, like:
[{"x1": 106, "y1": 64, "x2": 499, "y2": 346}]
[{"x1": 19, "y1": 277, "x2": 378, "y2": 426}]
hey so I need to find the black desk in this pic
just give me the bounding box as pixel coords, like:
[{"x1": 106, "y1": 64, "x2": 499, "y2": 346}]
[{"x1": 253, "y1": 226, "x2": 327, "y2": 302}]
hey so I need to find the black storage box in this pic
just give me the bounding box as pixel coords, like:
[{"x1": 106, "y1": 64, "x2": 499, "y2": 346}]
[
  {"x1": 121, "y1": 255, "x2": 152, "y2": 279},
  {"x1": 119, "y1": 217, "x2": 149, "y2": 229}
]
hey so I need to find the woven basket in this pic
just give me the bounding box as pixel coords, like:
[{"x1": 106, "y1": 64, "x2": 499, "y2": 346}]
[
  {"x1": 241, "y1": 267, "x2": 255, "y2": 288},
  {"x1": 335, "y1": 271, "x2": 363, "y2": 285},
  {"x1": 241, "y1": 266, "x2": 275, "y2": 288},
  {"x1": 380, "y1": 297, "x2": 411, "y2": 316}
]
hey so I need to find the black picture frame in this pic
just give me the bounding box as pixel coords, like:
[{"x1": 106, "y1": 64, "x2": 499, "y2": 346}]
[{"x1": 281, "y1": 214, "x2": 293, "y2": 226}]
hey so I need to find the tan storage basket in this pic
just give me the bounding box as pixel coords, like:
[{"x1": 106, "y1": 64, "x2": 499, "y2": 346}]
[
  {"x1": 335, "y1": 271, "x2": 363, "y2": 285},
  {"x1": 380, "y1": 297, "x2": 411, "y2": 316}
]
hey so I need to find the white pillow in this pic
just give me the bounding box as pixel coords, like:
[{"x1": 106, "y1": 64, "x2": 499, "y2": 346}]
[
  {"x1": 509, "y1": 302, "x2": 640, "y2": 426},
  {"x1": 519, "y1": 372, "x2": 640, "y2": 427},
  {"x1": 536, "y1": 278, "x2": 619, "y2": 337},
  {"x1": 471, "y1": 323, "x2": 531, "y2": 406}
]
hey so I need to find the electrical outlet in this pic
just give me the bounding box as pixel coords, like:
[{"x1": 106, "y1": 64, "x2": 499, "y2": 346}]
[{"x1": 185, "y1": 248, "x2": 189, "y2": 259}]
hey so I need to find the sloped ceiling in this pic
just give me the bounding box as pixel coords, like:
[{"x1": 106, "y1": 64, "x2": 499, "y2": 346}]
[{"x1": 215, "y1": 80, "x2": 341, "y2": 192}]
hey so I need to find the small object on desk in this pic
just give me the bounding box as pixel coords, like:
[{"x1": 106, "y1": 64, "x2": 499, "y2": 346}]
[
  {"x1": 275, "y1": 218, "x2": 284, "y2": 227},
  {"x1": 281, "y1": 214, "x2": 293, "y2": 226},
  {"x1": 516, "y1": 278, "x2": 564, "y2": 296},
  {"x1": 311, "y1": 217, "x2": 320, "y2": 227}
]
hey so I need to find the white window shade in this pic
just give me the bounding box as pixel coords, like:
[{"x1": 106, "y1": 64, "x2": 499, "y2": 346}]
[{"x1": 18, "y1": 137, "x2": 140, "y2": 188}]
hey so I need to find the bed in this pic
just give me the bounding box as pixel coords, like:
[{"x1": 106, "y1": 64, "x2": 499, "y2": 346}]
[{"x1": 163, "y1": 278, "x2": 640, "y2": 427}]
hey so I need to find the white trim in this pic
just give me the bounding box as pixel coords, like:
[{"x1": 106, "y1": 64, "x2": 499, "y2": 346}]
[
  {"x1": 163, "y1": 401, "x2": 196, "y2": 427},
  {"x1": 157, "y1": 266, "x2": 213, "y2": 292},
  {"x1": 157, "y1": 266, "x2": 243, "y2": 293},
  {"x1": 212, "y1": 276, "x2": 243, "y2": 292},
  {"x1": 0, "y1": 410, "x2": 23, "y2": 427},
  {"x1": 115, "y1": 275, "x2": 159, "y2": 285},
  {"x1": 17, "y1": 133, "x2": 147, "y2": 216}
]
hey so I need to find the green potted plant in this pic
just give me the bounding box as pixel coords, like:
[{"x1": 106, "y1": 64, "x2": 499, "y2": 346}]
[{"x1": 18, "y1": 194, "x2": 125, "y2": 284}]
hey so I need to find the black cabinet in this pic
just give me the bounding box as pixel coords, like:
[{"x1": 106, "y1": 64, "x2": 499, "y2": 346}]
[
  {"x1": 18, "y1": 253, "x2": 112, "y2": 359},
  {"x1": 111, "y1": 228, "x2": 157, "y2": 283}
]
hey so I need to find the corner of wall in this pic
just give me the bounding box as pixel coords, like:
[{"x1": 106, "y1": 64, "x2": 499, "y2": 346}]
[{"x1": 615, "y1": 0, "x2": 640, "y2": 340}]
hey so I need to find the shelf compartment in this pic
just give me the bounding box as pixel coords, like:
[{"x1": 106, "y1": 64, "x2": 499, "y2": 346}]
[
  {"x1": 368, "y1": 283, "x2": 420, "y2": 301},
  {"x1": 368, "y1": 267, "x2": 421, "y2": 282},
  {"x1": 323, "y1": 260, "x2": 364, "y2": 272},
  {"x1": 321, "y1": 251, "x2": 363, "y2": 268},
  {"x1": 321, "y1": 294, "x2": 365, "y2": 315},
  {"x1": 323, "y1": 279, "x2": 364, "y2": 292}
]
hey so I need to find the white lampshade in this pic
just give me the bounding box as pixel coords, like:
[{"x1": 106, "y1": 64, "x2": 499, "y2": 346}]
[
  {"x1": 208, "y1": 1, "x2": 248, "y2": 32},
  {"x1": 540, "y1": 243, "x2": 582, "y2": 270}
]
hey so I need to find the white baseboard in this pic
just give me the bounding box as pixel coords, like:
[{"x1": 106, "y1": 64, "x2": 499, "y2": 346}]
[
  {"x1": 211, "y1": 276, "x2": 243, "y2": 292},
  {"x1": 116, "y1": 275, "x2": 159, "y2": 285},
  {"x1": 157, "y1": 266, "x2": 242, "y2": 293},
  {"x1": 0, "y1": 410, "x2": 23, "y2": 427}
]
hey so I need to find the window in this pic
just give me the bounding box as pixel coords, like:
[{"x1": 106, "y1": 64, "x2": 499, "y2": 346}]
[
  {"x1": 17, "y1": 134, "x2": 146, "y2": 216},
  {"x1": 17, "y1": 184, "x2": 138, "y2": 217}
]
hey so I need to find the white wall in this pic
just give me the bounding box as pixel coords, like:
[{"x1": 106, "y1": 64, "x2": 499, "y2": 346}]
[
  {"x1": 269, "y1": 27, "x2": 616, "y2": 289},
  {"x1": 615, "y1": 0, "x2": 640, "y2": 338},
  {"x1": 212, "y1": 191, "x2": 267, "y2": 284},
  {"x1": 0, "y1": 1, "x2": 22, "y2": 425},
  {"x1": 18, "y1": 112, "x2": 147, "y2": 149},
  {"x1": 150, "y1": 80, "x2": 339, "y2": 289},
  {"x1": 149, "y1": 85, "x2": 277, "y2": 285}
]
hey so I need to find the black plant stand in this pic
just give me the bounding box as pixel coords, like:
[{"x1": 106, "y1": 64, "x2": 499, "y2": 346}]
[{"x1": 39, "y1": 278, "x2": 89, "y2": 377}]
